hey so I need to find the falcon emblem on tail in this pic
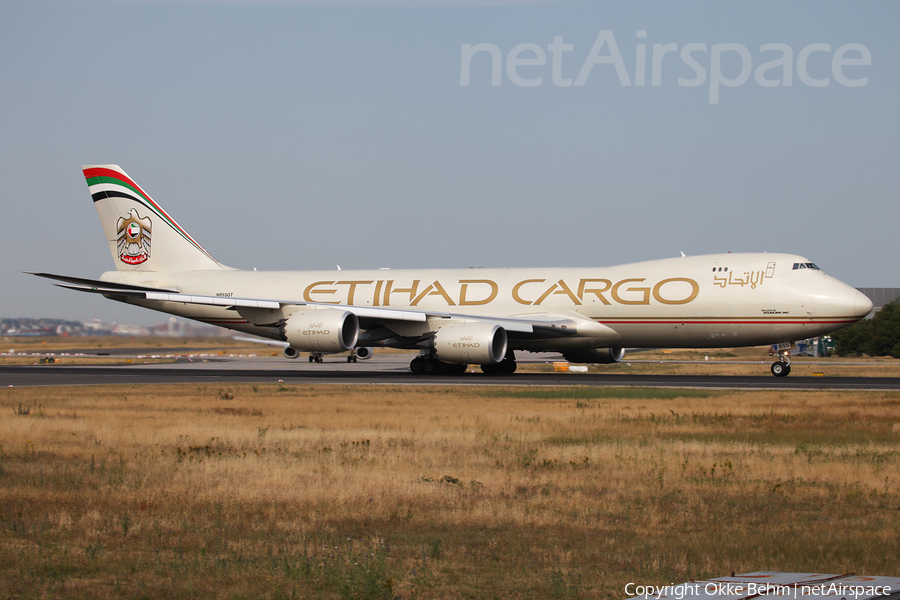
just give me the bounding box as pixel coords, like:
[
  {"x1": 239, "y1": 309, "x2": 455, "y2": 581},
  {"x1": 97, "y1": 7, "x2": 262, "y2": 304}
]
[{"x1": 116, "y1": 209, "x2": 151, "y2": 265}]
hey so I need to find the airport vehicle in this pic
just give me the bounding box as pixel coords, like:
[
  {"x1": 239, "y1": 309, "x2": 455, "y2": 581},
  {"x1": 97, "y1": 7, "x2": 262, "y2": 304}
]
[{"x1": 33, "y1": 165, "x2": 873, "y2": 376}]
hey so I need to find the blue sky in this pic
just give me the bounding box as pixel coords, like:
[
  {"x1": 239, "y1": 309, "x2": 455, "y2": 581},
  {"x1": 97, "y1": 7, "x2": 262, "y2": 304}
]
[{"x1": 1, "y1": 0, "x2": 896, "y2": 324}]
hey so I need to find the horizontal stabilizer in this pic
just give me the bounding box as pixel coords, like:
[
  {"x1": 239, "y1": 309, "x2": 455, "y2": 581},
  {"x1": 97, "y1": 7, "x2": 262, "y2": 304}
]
[
  {"x1": 54, "y1": 283, "x2": 164, "y2": 296},
  {"x1": 29, "y1": 272, "x2": 180, "y2": 293}
]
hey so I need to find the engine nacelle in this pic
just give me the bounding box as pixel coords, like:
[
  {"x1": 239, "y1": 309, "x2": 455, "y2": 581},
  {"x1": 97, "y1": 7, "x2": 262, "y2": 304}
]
[
  {"x1": 283, "y1": 346, "x2": 301, "y2": 359},
  {"x1": 283, "y1": 309, "x2": 359, "y2": 353},
  {"x1": 432, "y1": 322, "x2": 507, "y2": 365},
  {"x1": 354, "y1": 346, "x2": 372, "y2": 360},
  {"x1": 562, "y1": 347, "x2": 625, "y2": 364}
]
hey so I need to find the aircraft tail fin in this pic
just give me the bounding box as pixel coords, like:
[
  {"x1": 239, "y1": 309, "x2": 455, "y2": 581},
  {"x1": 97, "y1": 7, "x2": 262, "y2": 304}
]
[{"x1": 83, "y1": 165, "x2": 229, "y2": 272}]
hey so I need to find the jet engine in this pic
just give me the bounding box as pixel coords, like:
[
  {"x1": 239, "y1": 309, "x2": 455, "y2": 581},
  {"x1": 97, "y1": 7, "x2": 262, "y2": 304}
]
[
  {"x1": 283, "y1": 346, "x2": 301, "y2": 359},
  {"x1": 354, "y1": 346, "x2": 372, "y2": 360},
  {"x1": 283, "y1": 309, "x2": 359, "y2": 353},
  {"x1": 561, "y1": 347, "x2": 625, "y2": 364},
  {"x1": 432, "y1": 322, "x2": 507, "y2": 364}
]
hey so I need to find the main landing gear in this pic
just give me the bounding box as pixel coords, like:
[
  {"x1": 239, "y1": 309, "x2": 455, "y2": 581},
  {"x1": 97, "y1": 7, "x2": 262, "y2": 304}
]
[
  {"x1": 771, "y1": 354, "x2": 792, "y2": 377},
  {"x1": 308, "y1": 350, "x2": 361, "y2": 363},
  {"x1": 409, "y1": 351, "x2": 518, "y2": 376},
  {"x1": 409, "y1": 355, "x2": 468, "y2": 375},
  {"x1": 481, "y1": 355, "x2": 517, "y2": 375}
]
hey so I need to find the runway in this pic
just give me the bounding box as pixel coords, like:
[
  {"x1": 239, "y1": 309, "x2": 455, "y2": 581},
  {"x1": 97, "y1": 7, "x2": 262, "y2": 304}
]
[{"x1": 3, "y1": 355, "x2": 900, "y2": 390}]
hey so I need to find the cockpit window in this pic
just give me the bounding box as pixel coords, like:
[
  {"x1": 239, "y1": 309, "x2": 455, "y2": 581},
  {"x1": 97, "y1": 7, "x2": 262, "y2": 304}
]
[{"x1": 792, "y1": 262, "x2": 821, "y2": 271}]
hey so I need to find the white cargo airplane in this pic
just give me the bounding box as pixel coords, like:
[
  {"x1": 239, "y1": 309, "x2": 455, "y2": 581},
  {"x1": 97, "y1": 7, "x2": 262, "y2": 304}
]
[{"x1": 33, "y1": 165, "x2": 872, "y2": 377}]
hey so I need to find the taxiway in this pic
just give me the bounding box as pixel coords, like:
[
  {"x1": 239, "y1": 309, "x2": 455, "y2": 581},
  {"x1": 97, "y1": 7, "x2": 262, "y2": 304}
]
[{"x1": 3, "y1": 354, "x2": 900, "y2": 390}]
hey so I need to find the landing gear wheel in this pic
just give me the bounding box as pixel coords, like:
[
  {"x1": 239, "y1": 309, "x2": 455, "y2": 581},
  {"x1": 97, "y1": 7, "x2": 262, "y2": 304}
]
[
  {"x1": 411, "y1": 356, "x2": 467, "y2": 375},
  {"x1": 308, "y1": 356, "x2": 314, "y2": 363},
  {"x1": 483, "y1": 356, "x2": 517, "y2": 375},
  {"x1": 497, "y1": 359, "x2": 517, "y2": 375},
  {"x1": 771, "y1": 362, "x2": 791, "y2": 377}
]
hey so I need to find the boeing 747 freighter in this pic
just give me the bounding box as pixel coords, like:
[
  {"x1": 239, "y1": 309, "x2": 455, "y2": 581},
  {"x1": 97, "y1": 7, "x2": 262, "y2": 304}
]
[{"x1": 33, "y1": 165, "x2": 873, "y2": 377}]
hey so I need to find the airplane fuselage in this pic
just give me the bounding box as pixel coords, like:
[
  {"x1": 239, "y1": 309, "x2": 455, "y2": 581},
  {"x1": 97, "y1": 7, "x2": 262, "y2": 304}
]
[{"x1": 97, "y1": 252, "x2": 870, "y2": 351}]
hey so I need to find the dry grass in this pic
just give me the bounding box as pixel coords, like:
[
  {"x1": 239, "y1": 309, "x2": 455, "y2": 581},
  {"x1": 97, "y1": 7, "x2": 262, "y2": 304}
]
[
  {"x1": 0, "y1": 336, "x2": 271, "y2": 366},
  {"x1": 1, "y1": 335, "x2": 254, "y2": 351},
  {"x1": 0, "y1": 336, "x2": 411, "y2": 366},
  {"x1": 1, "y1": 384, "x2": 899, "y2": 599}
]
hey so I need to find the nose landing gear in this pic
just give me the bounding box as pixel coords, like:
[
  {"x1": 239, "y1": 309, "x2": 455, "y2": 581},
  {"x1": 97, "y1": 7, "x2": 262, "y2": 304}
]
[{"x1": 771, "y1": 355, "x2": 792, "y2": 377}]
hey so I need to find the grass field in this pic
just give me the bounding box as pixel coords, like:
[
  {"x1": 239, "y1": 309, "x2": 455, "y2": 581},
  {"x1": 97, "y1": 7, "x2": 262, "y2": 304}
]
[
  {"x1": 0, "y1": 336, "x2": 272, "y2": 366},
  {"x1": 2, "y1": 383, "x2": 899, "y2": 599}
]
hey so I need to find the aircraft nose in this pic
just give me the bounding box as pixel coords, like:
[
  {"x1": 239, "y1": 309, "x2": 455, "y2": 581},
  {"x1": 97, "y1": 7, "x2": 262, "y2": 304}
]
[
  {"x1": 853, "y1": 289, "x2": 874, "y2": 318},
  {"x1": 812, "y1": 278, "x2": 873, "y2": 320}
]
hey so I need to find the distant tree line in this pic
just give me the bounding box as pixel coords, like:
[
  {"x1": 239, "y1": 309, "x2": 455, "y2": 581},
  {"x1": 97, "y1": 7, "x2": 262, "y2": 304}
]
[{"x1": 832, "y1": 299, "x2": 900, "y2": 358}]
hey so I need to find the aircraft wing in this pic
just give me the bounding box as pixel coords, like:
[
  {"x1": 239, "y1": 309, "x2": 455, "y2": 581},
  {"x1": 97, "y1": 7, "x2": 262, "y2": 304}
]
[
  {"x1": 32, "y1": 271, "x2": 433, "y2": 322},
  {"x1": 29, "y1": 272, "x2": 620, "y2": 339}
]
